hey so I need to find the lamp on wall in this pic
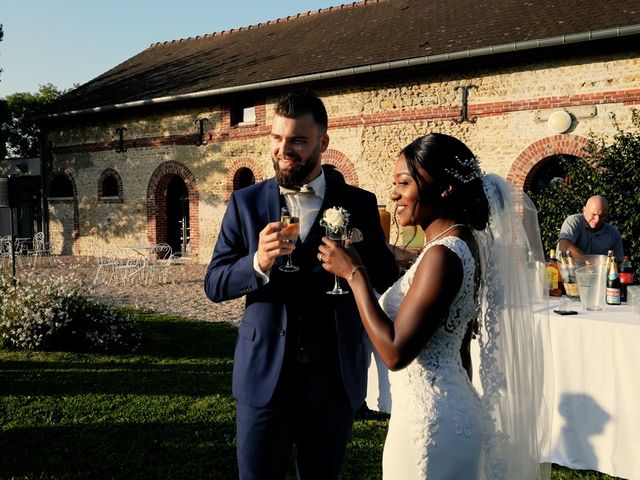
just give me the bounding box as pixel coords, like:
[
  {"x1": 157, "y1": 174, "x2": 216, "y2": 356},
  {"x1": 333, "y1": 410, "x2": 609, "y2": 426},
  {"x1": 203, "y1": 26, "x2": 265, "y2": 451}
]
[
  {"x1": 547, "y1": 110, "x2": 573, "y2": 133},
  {"x1": 195, "y1": 118, "x2": 210, "y2": 146},
  {"x1": 115, "y1": 127, "x2": 127, "y2": 153}
]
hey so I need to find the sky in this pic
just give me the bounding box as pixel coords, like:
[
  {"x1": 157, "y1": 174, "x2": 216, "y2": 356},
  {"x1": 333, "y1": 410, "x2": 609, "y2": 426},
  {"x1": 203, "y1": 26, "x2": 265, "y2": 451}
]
[{"x1": 0, "y1": 0, "x2": 345, "y2": 97}]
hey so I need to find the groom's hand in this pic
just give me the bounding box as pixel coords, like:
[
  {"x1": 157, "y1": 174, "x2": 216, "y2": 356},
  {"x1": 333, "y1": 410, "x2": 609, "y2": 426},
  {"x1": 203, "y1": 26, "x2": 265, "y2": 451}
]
[{"x1": 257, "y1": 222, "x2": 294, "y2": 272}]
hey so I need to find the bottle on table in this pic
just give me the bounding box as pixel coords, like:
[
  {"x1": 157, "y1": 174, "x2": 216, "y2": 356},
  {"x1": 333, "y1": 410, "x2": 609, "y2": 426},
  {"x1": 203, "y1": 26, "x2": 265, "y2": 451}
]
[
  {"x1": 605, "y1": 250, "x2": 614, "y2": 272},
  {"x1": 620, "y1": 256, "x2": 634, "y2": 303},
  {"x1": 606, "y1": 254, "x2": 622, "y2": 305},
  {"x1": 562, "y1": 251, "x2": 579, "y2": 298},
  {"x1": 546, "y1": 249, "x2": 563, "y2": 297}
]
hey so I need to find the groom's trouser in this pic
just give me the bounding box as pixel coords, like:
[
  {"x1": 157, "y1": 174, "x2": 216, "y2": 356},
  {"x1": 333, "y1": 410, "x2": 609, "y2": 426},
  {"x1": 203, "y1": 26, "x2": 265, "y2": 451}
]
[{"x1": 236, "y1": 358, "x2": 355, "y2": 480}]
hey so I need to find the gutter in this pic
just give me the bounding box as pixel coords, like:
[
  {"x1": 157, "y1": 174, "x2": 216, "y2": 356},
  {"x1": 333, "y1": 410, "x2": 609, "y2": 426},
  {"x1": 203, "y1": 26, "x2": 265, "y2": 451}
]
[{"x1": 45, "y1": 25, "x2": 640, "y2": 119}]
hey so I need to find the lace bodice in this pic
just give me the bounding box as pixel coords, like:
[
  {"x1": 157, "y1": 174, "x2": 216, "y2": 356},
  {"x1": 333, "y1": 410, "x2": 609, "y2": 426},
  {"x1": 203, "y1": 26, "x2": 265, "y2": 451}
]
[
  {"x1": 378, "y1": 235, "x2": 483, "y2": 478},
  {"x1": 379, "y1": 235, "x2": 477, "y2": 370}
]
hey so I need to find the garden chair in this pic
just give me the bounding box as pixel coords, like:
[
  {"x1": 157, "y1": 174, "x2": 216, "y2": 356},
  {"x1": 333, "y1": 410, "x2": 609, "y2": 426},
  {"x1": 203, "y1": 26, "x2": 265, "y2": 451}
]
[
  {"x1": 27, "y1": 232, "x2": 51, "y2": 267},
  {"x1": 144, "y1": 243, "x2": 174, "y2": 284},
  {"x1": 93, "y1": 246, "x2": 119, "y2": 285},
  {"x1": 0, "y1": 235, "x2": 12, "y2": 269},
  {"x1": 111, "y1": 246, "x2": 145, "y2": 286}
]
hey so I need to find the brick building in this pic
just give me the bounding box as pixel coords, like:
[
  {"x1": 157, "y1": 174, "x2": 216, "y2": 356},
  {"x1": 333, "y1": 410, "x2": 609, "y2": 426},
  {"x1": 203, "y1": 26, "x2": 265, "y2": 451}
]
[{"x1": 42, "y1": 0, "x2": 640, "y2": 261}]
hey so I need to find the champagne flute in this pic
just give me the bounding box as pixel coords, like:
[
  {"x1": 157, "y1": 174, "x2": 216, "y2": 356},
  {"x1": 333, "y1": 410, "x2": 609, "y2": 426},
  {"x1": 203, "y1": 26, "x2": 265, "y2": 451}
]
[
  {"x1": 279, "y1": 202, "x2": 300, "y2": 272},
  {"x1": 326, "y1": 225, "x2": 349, "y2": 295}
]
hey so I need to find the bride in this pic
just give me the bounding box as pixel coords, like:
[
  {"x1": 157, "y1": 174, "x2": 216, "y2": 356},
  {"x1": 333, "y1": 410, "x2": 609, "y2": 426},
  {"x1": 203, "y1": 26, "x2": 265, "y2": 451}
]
[{"x1": 319, "y1": 133, "x2": 548, "y2": 479}]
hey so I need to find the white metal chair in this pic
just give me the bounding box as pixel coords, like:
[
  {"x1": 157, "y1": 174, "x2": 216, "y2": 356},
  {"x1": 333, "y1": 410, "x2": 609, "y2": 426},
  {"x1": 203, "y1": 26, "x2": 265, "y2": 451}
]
[
  {"x1": 113, "y1": 246, "x2": 148, "y2": 286},
  {"x1": 27, "y1": 232, "x2": 51, "y2": 266},
  {"x1": 0, "y1": 235, "x2": 12, "y2": 269},
  {"x1": 144, "y1": 243, "x2": 173, "y2": 284},
  {"x1": 93, "y1": 245, "x2": 120, "y2": 285}
]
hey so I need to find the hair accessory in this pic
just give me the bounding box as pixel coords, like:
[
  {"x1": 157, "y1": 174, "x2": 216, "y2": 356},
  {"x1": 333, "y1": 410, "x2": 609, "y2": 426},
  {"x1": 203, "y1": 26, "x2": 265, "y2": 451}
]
[{"x1": 444, "y1": 155, "x2": 483, "y2": 183}]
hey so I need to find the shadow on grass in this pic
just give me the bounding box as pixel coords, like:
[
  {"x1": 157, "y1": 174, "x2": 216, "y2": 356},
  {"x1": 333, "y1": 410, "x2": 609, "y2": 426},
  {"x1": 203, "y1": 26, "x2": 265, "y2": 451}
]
[
  {"x1": 0, "y1": 313, "x2": 242, "y2": 479},
  {"x1": 0, "y1": 421, "x2": 238, "y2": 479},
  {"x1": 0, "y1": 318, "x2": 238, "y2": 397}
]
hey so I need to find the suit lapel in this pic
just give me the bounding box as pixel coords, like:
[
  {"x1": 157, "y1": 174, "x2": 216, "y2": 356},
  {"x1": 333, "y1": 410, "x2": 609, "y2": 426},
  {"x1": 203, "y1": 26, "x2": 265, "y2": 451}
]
[{"x1": 265, "y1": 178, "x2": 282, "y2": 223}]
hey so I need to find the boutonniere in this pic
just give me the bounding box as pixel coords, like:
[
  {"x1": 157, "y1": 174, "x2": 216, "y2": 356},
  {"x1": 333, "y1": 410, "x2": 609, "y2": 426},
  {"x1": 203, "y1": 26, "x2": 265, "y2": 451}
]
[{"x1": 320, "y1": 206, "x2": 350, "y2": 234}]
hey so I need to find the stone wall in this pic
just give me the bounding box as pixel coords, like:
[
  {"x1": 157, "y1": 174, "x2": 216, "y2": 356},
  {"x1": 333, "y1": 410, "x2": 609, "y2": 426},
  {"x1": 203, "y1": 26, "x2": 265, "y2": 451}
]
[{"x1": 48, "y1": 51, "x2": 640, "y2": 262}]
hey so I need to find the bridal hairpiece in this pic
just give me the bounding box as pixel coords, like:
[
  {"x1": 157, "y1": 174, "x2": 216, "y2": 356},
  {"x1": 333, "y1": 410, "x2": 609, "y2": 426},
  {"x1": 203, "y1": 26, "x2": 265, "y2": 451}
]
[{"x1": 444, "y1": 155, "x2": 483, "y2": 183}]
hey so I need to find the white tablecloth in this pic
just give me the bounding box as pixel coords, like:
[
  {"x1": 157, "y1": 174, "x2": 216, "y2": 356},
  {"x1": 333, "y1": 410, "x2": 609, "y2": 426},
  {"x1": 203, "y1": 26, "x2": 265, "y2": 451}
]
[
  {"x1": 534, "y1": 299, "x2": 640, "y2": 480},
  {"x1": 366, "y1": 298, "x2": 640, "y2": 479}
]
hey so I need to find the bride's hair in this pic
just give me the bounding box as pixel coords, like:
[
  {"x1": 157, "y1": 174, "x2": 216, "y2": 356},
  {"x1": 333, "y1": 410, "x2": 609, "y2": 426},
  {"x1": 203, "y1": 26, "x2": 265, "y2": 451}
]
[{"x1": 400, "y1": 133, "x2": 489, "y2": 231}]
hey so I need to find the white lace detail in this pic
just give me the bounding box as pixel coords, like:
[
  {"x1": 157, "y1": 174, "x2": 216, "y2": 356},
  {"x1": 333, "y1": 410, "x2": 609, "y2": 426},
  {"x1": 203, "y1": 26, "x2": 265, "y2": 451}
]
[{"x1": 379, "y1": 236, "x2": 481, "y2": 477}]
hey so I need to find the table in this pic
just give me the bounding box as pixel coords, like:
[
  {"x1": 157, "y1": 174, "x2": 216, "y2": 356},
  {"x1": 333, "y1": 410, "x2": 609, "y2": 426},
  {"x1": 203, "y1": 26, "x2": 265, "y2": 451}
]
[
  {"x1": 366, "y1": 298, "x2": 640, "y2": 479},
  {"x1": 533, "y1": 299, "x2": 640, "y2": 479}
]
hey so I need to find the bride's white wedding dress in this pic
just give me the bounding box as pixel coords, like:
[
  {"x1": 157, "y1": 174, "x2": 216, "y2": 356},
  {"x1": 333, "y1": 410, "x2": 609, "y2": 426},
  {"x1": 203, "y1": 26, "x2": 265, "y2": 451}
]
[{"x1": 378, "y1": 236, "x2": 484, "y2": 479}]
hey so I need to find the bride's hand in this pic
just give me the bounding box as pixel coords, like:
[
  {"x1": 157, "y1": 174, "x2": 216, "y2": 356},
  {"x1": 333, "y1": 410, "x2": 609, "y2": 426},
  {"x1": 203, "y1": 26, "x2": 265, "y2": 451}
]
[{"x1": 318, "y1": 237, "x2": 362, "y2": 279}]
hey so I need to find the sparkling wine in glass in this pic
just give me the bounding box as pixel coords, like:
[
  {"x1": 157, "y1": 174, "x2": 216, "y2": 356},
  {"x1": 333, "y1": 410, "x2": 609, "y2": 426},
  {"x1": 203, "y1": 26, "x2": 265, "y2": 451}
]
[
  {"x1": 326, "y1": 226, "x2": 349, "y2": 295},
  {"x1": 279, "y1": 204, "x2": 300, "y2": 272}
]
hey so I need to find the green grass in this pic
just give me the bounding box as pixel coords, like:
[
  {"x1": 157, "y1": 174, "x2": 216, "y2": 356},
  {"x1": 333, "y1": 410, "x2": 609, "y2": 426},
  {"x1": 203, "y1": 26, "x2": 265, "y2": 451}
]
[{"x1": 0, "y1": 309, "x2": 622, "y2": 479}]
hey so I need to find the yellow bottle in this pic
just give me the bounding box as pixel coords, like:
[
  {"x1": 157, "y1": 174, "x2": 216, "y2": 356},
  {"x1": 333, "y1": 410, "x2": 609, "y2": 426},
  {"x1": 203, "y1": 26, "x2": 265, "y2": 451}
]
[{"x1": 546, "y1": 249, "x2": 562, "y2": 297}]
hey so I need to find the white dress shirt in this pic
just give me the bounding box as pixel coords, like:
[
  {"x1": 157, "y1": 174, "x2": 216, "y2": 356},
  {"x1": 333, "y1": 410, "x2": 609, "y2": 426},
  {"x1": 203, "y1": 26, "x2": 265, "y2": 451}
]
[{"x1": 253, "y1": 171, "x2": 326, "y2": 283}]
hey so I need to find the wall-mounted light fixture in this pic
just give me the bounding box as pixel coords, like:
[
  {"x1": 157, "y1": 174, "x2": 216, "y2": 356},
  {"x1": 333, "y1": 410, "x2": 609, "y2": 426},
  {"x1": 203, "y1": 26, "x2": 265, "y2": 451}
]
[
  {"x1": 115, "y1": 127, "x2": 127, "y2": 153},
  {"x1": 547, "y1": 110, "x2": 573, "y2": 134},
  {"x1": 195, "y1": 118, "x2": 210, "y2": 146}
]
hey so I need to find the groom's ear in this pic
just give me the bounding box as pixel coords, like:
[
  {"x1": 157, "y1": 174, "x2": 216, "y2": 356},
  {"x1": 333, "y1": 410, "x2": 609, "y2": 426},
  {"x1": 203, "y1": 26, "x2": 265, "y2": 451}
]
[{"x1": 320, "y1": 133, "x2": 329, "y2": 152}]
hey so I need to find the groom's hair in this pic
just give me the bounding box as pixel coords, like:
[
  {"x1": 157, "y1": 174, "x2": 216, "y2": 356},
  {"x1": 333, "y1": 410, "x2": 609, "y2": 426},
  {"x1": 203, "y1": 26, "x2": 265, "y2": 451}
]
[{"x1": 274, "y1": 88, "x2": 328, "y2": 133}]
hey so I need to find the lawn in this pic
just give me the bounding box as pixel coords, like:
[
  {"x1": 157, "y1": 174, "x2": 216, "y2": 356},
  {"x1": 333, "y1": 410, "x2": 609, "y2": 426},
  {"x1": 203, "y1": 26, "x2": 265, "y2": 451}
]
[{"x1": 0, "y1": 309, "x2": 621, "y2": 479}]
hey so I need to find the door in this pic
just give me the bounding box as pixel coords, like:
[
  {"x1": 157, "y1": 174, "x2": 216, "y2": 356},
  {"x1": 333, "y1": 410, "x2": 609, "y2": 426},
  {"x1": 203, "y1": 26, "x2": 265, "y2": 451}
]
[{"x1": 166, "y1": 176, "x2": 190, "y2": 257}]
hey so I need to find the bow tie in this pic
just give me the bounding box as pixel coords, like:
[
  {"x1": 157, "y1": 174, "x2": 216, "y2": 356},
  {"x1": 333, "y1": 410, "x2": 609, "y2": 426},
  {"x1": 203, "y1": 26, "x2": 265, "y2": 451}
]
[{"x1": 279, "y1": 184, "x2": 315, "y2": 196}]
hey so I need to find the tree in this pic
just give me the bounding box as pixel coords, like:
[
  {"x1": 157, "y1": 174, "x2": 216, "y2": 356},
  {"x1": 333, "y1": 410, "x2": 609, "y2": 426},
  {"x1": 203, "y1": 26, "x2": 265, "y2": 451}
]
[
  {"x1": 0, "y1": 23, "x2": 4, "y2": 82},
  {"x1": 529, "y1": 109, "x2": 640, "y2": 276},
  {"x1": 1, "y1": 83, "x2": 66, "y2": 158}
]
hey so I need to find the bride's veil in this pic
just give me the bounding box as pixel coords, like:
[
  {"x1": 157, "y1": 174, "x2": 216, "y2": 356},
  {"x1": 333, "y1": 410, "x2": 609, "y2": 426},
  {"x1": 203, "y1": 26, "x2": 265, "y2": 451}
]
[{"x1": 475, "y1": 174, "x2": 551, "y2": 479}]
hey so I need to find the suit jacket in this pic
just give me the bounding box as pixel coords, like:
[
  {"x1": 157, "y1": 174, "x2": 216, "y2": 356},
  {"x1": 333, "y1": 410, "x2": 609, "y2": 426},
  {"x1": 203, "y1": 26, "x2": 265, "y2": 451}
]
[{"x1": 204, "y1": 170, "x2": 398, "y2": 409}]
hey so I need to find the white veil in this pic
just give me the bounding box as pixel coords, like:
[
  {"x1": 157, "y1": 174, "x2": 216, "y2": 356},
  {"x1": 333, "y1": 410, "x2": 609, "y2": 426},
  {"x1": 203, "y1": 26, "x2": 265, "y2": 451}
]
[{"x1": 474, "y1": 174, "x2": 551, "y2": 479}]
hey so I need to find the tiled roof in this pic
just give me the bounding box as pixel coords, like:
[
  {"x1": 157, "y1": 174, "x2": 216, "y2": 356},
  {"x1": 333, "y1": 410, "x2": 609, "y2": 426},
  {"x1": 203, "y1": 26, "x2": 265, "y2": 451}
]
[{"x1": 49, "y1": 0, "x2": 640, "y2": 115}]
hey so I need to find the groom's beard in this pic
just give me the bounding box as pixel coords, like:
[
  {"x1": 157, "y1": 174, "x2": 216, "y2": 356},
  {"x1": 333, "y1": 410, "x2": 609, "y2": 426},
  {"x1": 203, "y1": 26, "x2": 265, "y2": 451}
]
[{"x1": 273, "y1": 147, "x2": 321, "y2": 188}]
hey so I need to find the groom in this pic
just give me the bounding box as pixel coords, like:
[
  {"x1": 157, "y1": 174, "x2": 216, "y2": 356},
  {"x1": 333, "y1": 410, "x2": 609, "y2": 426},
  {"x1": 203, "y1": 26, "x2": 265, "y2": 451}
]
[{"x1": 204, "y1": 88, "x2": 397, "y2": 479}]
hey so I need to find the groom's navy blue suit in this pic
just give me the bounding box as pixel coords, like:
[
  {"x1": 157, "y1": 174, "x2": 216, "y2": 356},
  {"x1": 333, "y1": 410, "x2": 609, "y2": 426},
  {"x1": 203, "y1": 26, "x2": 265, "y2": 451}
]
[{"x1": 205, "y1": 168, "x2": 397, "y2": 479}]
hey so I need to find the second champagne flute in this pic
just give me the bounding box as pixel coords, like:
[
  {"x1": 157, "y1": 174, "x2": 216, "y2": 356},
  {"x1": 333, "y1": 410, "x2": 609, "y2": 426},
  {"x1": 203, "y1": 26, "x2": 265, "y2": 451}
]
[
  {"x1": 279, "y1": 203, "x2": 300, "y2": 272},
  {"x1": 326, "y1": 226, "x2": 349, "y2": 295}
]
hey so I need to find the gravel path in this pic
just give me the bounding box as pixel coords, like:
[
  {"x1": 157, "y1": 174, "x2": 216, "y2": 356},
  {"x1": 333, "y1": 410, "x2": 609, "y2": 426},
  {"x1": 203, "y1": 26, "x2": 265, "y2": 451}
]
[{"x1": 19, "y1": 256, "x2": 244, "y2": 325}]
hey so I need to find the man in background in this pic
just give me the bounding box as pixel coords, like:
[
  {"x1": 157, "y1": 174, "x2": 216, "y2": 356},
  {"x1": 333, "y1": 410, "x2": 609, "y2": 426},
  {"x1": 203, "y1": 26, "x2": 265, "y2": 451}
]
[{"x1": 558, "y1": 194, "x2": 624, "y2": 262}]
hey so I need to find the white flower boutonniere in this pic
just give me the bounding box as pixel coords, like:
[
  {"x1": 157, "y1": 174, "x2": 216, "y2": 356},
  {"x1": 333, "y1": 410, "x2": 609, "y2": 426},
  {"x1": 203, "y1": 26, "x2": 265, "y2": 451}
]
[{"x1": 320, "y1": 206, "x2": 350, "y2": 234}]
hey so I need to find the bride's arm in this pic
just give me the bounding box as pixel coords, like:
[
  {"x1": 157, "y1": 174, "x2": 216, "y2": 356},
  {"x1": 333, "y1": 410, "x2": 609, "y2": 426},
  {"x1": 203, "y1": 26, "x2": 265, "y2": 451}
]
[{"x1": 320, "y1": 239, "x2": 463, "y2": 371}]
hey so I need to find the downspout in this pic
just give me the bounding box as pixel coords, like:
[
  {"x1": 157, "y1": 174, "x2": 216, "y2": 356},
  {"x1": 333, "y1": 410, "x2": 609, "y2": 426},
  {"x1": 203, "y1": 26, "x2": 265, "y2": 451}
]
[
  {"x1": 38, "y1": 127, "x2": 49, "y2": 248},
  {"x1": 44, "y1": 24, "x2": 640, "y2": 119}
]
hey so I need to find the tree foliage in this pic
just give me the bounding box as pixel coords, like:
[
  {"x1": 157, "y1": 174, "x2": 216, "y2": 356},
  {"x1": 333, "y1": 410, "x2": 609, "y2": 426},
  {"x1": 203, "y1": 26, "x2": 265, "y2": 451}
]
[
  {"x1": 1, "y1": 83, "x2": 66, "y2": 158},
  {"x1": 529, "y1": 110, "x2": 640, "y2": 276}
]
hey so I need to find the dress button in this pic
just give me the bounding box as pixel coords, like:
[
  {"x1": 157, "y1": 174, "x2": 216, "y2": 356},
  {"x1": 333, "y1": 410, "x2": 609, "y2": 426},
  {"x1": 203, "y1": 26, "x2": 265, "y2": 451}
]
[{"x1": 280, "y1": 329, "x2": 286, "y2": 336}]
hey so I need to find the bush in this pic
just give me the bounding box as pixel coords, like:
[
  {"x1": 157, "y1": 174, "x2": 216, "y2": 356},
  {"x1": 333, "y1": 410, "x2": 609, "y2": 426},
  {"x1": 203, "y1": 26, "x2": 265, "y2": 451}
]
[
  {"x1": 529, "y1": 109, "x2": 640, "y2": 277},
  {"x1": 0, "y1": 270, "x2": 140, "y2": 352}
]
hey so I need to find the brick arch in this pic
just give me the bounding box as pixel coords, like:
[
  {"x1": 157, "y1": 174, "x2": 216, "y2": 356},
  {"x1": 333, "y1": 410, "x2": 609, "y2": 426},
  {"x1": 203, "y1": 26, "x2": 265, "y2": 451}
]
[
  {"x1": 507, "y1": 134, "x2": 590, "y2": 190},
  {"x1": 147, "y1": 161, "x2": 200, "y2": 260},
  {"x1": 47, "y1": 169, "x2": 80, "y2": 254},
  {"x1": 321, "y1": 149, "x2": 359, "y2": 186},
  {"x1": 225, "y1": 158, "x2": 264, "y2": 201}
]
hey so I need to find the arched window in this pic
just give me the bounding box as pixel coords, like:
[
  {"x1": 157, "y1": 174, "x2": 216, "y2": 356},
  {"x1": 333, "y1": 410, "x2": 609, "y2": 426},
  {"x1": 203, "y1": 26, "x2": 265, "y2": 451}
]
[
  {"x1": 233, "y1": 167, "x2": 256, "y2": 191},
  {"x1": 48, "y1": 174, "x2": 74, "y2": 198},
  {"x1": 526, "y1": 154, "x2": 576, "y2": 194},
  {"x1": 98, "y1": 168, "x2": 123, "y2": 202},
  {"x1": 102, "y1": 176, "x2": 119, "y2": 196}
]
